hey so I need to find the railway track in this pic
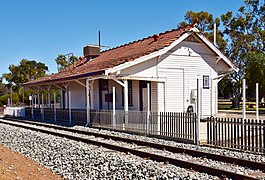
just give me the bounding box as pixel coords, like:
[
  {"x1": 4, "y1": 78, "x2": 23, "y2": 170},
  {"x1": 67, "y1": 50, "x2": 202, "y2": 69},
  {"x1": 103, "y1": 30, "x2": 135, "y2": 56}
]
[{"x1": 1, "y1": 118, "x2": 264, "y2": 180}]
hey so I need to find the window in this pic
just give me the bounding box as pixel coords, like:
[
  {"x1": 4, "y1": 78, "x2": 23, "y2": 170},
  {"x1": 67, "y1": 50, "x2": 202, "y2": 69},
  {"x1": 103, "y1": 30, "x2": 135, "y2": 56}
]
[
  {"x1": 122, "y1": 80, "x2": 133, "y2": 106},
  {"x1": 203, "y1": 75, "x2": 210, "y2": 89}
]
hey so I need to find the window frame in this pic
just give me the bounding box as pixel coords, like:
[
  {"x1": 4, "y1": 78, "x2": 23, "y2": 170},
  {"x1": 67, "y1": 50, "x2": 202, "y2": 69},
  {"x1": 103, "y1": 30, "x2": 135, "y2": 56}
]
[{"x1": 203, "y1": 75, "x2": 210, "y2": 89}]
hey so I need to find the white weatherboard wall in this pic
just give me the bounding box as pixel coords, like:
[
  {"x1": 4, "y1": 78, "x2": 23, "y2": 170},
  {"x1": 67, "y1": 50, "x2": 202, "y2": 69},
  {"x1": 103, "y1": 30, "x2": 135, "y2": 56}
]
[
  {"x1": 159, "y1": 68, "x2": 184, "y2": 112},
  {"x1": 151, "y1": 82, "x2": 158, "y2": 112},
  {"x1": 157, "y1": 82, "x2": 165, "y2": 112},
  {"x1": 67, "y1": 81, "x2": 86, "y2": 109},
  {"x1": 157, "y1": 41, "x2": 219, "y2": 116},
  {"x1": 121, "y1": 57, "x2": 158, "y2": 77}
]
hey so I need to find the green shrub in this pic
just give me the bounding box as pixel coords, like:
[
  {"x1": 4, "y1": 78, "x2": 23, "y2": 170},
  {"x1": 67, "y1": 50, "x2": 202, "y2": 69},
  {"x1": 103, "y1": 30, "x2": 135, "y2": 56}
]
[
  {"x1": 0, "y1": 94, "x2": 9, "y2": 106},
  {"x1": 12, "y1": 93, "x2": 19, "y2": 105}
]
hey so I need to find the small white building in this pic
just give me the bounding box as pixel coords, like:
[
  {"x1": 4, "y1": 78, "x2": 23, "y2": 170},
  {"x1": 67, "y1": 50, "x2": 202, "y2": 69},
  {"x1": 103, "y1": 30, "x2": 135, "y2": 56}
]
[{"x1": 23, "y1": 23, "x2": 238, "y2": 118}]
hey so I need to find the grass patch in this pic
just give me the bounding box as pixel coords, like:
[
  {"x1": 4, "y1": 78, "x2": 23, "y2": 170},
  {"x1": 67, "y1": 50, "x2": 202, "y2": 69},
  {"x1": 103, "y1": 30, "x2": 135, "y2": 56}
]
[
  {"x1": 218, "y1": 104, "x2": 231, "y2": 110},
  {"x1": 218, "y1": 103, "x2": 265, "y2": 111}
]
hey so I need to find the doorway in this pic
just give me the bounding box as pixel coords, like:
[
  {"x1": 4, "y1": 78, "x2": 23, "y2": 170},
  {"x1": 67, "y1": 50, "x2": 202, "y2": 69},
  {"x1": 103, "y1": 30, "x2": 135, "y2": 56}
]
[{"x1": 139, "y1": 81, "x2": 151, "y2": 111}]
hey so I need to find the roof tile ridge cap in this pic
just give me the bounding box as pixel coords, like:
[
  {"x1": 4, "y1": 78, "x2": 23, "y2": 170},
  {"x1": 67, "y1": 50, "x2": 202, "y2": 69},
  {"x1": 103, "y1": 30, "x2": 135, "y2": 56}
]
[
  {"x1": 157, "y1": 23, "x2": 195, "y2": 36},
  {"x1": 172, "y1": 19, "x2": 198, "y2": 33}
]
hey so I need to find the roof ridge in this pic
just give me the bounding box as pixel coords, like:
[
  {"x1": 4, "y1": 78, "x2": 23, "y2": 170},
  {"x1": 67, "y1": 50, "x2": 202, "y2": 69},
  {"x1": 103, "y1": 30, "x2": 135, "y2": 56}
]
[{"x1": 101, "y1": 24, "x2": 193, "y2": 53}]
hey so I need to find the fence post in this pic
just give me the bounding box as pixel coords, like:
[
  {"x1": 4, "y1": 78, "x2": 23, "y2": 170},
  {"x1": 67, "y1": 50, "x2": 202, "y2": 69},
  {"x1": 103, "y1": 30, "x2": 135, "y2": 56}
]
[
  {"x1": 86, "y1": 79, "x2": 90, "y2": 126},
  {"x1": 3, "y1": 105, "x2": 6, "y2": 115},
  {"x1": 242, "y1": 79, "x2": 246, "y2": 120},
  {"x1": 60, "y1": 90, "x2": 63, "y2": 110},
  {"x1": 31, "y1": 97, "x2": 34, "y2": 119},
  {"x1": 38, "y1": 90, "x2": 40, "y2": 108},
  {"x1": 157, "y1": 112, "x2": 160, "y2": 135},
  {"x1": 147, "y1": 83, "x2": 150, "y2": 134},
  {"x1": 256, "y1": 83, "x2": 259, "y2": 121},
  {"x1": 196, "y1": 78, "x2": 201, "y2": 145},
  {"x1": 214, "y1": 118, "x2": 217, "y2": 146},
  {"x1": 112, "y1": 86, "x2": 116, "y2": 128},
  {"x1": 124, "y1": 80, "x2": 128, "y2": 130},
  {"x1": 48, "y1": 91, "x2": 51, "y2": 108},
  {"x1": 207, "y1": 117, "x2": 209, "y2": 144},
  {"x1": 69, "y1": 90, "x2": 72, "y2": 124},
  {"x1": 41, "y1": 93, "x2": 44, "y2": 120},
  {"x1": 54, "y1": 92, "x2": 56, "y2": 122}
]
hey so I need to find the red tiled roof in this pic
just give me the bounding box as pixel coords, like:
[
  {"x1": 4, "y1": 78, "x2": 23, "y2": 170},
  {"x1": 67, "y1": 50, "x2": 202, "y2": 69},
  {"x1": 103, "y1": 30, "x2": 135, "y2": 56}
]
[{"x1": 23, "y1": 24, "x2": 196, "y2": 86}]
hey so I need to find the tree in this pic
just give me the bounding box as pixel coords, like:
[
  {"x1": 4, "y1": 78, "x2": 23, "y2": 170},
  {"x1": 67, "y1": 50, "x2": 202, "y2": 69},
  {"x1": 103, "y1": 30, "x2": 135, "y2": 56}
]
[
  {"x1": 0, "y1": 94, "x2": 9, "y2": 106},
  {"x1": 3, "y1": 59, "x2": 48, "y2": 92},
  {"x1": 0, "y1": 77, "x2": 7, "y2": 96},
  {"x1": 221, "y1": 0, "x2": 265, "y2": 100},
  {"x1": 178, "y1": 10, "x2": 227, "y2": 50},
  {"x1": 69, "y1": 55, "x2": 78, "y2": 64},
  {"x1": 55, "y1": 54, "x2": 68, "y2": 72},
  {"x1": 218, "y1": 76, "x2": 233, "y2": 99},
  {"x1": 245, "y1": 52, "x2": 265, "y2": 97},
  {"x1": 55, "y1": 54, "x2": 79, "y2": 72}
]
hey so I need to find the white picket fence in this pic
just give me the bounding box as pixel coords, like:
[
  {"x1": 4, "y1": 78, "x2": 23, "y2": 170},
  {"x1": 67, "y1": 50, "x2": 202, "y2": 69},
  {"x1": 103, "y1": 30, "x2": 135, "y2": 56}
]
[{"x1": 4, "y1": 107, "x2": 25, "y2": 117}]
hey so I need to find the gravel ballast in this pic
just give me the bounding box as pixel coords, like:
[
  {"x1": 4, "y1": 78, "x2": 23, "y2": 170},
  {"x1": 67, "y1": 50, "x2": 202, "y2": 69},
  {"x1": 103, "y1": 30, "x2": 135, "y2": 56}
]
[
  {"x1": 0, "y1": 123, "x2": 218, "y2": 180},
  {"x1": 73, "y1": 125, "x2": 265, "y2": 163}
]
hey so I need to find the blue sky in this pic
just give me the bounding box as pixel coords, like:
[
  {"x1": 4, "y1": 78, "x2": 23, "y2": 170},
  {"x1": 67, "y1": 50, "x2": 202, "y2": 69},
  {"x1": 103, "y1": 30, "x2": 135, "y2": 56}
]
[{"x1": 0, "y1": 0, "x2": 244, "y2": 78}]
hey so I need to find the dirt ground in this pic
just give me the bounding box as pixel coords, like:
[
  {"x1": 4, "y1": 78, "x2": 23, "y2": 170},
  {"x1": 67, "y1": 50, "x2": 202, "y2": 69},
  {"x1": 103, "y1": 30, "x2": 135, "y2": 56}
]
[{"x1": 0, "y1": 143, "x2": 63, "y2": 180}]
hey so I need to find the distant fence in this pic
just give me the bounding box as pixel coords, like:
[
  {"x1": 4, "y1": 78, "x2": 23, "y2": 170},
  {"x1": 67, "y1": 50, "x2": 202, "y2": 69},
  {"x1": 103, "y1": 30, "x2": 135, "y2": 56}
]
[
  {"x1": 22, "y1": 108, "x2": 197, "y2": 143},
  {"x1": 4, "y1": 107, "x2": 25, "y2": 117},
  {"x1": 207, "y1": 117, "x2": 265, "y2": 154},
  {"x1": 25, "y1": 108, "x2": 87, "y2": 125}
]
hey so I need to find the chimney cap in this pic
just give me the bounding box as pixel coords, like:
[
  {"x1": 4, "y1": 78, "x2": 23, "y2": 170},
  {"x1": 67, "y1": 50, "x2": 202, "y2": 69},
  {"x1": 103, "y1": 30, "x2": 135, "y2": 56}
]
[{"x1": 83, "y1": 45, "x2": 100, "y2": 58}]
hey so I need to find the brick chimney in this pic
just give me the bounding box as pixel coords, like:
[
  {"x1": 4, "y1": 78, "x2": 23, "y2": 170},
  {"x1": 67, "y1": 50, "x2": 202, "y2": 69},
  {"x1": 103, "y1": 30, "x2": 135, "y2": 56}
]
[{"x1": 83, "y1": 45, "x2": 100, "y2": 60}]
